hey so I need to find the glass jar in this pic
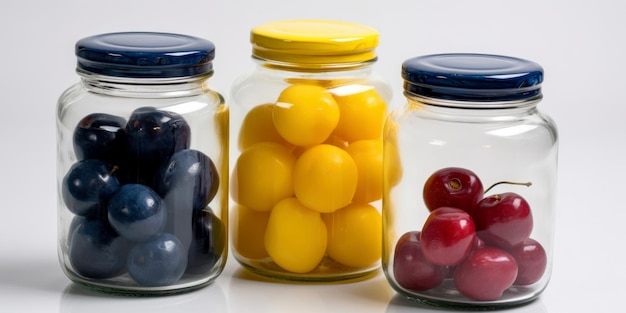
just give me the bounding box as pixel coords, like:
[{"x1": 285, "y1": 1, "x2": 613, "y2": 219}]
[
  {"x1": 230, "y1": 20, "x2": 392, "y2": 281},
  {"x1": 382, "y1": 53, "x2": 558, "y2": 308},
  {"x1": 56, "y1": 32, "x2": 229, "y2": 295}
]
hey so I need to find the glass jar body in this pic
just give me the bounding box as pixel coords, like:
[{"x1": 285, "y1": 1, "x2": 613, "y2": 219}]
[
  {"x1": 382, "y1": 96, "x2": 558, "y2": 308},
  {"x1": 230, "y1": 61, "x2": 392, "y2": 281},
  {"x1": 56, "y1": 73, "x2": 229, "y2": 295}
]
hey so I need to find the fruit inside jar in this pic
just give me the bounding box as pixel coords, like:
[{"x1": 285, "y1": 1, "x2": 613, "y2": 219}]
[
  {"x1": 63, "y1": 107, "x2": 226, "y2": 288},
  {"x1": 392, "y1": 167, "x2": 548, "y2": 302},
  {"x1": 231, "y1": 81, "x2": 387, "y2": 280}
]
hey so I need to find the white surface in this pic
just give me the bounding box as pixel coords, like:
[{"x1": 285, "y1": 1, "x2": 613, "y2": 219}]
[{"x1": 1, "y1": 0, "x2": 624, "y2": 312}]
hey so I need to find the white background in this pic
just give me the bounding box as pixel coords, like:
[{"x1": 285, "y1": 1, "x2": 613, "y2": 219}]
[{"x1": 1, "y1": 0, "x2": 624, "y2": 312}]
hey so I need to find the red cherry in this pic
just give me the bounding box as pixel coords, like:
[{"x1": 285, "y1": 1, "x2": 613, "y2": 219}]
[
  {"x1": 474, "y1": 192, "x2": 533, "y2": 248},
  {"x1": 508, "y1": 238, "x2": 547, "y2": 285},
  {"x1": 420, "y1": 207, "x2": 476, "y2": 266},
  {"x1": 454, "y1": 246, "x2": 518, "y2": 301},
  {"x1": 396, "y1": 230, "x2": 420, "y2": 246},
  {"x1": 423, "y1": 167, "x2": 484, "y2": 215},
  {"x1": 393, "y1": 231, "x2": 444, "y2": 291}
]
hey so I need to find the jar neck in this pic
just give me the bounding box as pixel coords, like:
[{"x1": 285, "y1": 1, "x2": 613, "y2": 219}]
[
  {"x1": 249, "y1": 57, "x2": 378, "y2": 87},
  {"x1": 253, "y1": 55, "x2": 375, "y2": 73},
  {"x1": 406, "y1": 92, "x2": 541, "y2": 121},
  {"x1": 78, "y1": 69, "x2": 212, "y2": 98}
]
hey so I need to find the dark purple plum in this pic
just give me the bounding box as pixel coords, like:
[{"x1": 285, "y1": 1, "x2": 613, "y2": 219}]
[
  {"x1": 185, "y1": 209, "x2": 225, "y2": 275},
  {"x1": 69, "y1": 217, "x2": 131, "y2": 279},
  {"x1": 156, "y1": 149, "x2": 219, "y2": 211},
  {"x1": 107, "y1": 184, "x2": 167, "y2": 242},
  {"x1": 67, "y1": 215, "x2": 86, "y2": 247},
  {"x1": 123, "y1": 107, "x2": 190, "y2": 185},
  {"x1": 73, "y1": 113, "x2": 126, "y2": 164},
  {"x1": 62, "y1": 159, "x2": 121, "y2": 218},
  {"x1": 156, "y1": 150, "x2": 219, "y2": 256},
  {"x1": 127, "y1": 233, "x2": 187, "y2": 287}
]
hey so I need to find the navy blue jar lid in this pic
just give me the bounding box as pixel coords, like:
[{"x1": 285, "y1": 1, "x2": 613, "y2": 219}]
[
  {"x1": 402, "y1": 53, "x2": 543, "y2": 102},
  {"x1": 76, "y1": 32, "x2": 215, "y2": 78}
]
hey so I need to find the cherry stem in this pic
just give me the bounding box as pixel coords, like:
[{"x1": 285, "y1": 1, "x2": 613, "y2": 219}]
[
  {"x1": 110, "y1": 165, "x2": 120, "y2": 176},
  {"x1": 484, "y1": 181, "x2": 532, "y2": 194}
]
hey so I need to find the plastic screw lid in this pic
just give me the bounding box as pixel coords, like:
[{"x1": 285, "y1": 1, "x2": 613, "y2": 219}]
[
  {"x1": 251, "y1": 20, "x2": 379, "y2": 65},
  {"x1": 76, "y1": 32, "x2": 215, "y2": 78},
  {"x1": 402, "y1": 53, "x2": 543, "y2": 102}
]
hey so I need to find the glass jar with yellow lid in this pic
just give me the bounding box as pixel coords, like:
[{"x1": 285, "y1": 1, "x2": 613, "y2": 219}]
[{"x1": 229, "y1": 20, "x2": 392, "y2": 281}]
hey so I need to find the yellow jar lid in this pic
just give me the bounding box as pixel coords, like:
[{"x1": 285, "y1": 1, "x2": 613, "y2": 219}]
[{"x1": 251, "y1": 20, "x2": 379, "y2": 66}]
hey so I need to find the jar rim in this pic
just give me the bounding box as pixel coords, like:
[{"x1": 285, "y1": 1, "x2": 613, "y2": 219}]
[
  {"x1": 402, "y1": 53, "x2": 543, "y2": 102},
  {"x1": 75, "y1": 32, "x2": 215, "y2": 79}
]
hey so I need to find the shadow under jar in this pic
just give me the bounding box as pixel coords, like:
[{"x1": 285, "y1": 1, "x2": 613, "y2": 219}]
[
  {"x1": 229, "y1": 20, "x2": 392, "y2": 282},
  {"x1": 56, "y1": 32, "x2": 229, "y2": 295},
  {"x1": 382, "y1": 53, "x2": 558, "y2": 308}
]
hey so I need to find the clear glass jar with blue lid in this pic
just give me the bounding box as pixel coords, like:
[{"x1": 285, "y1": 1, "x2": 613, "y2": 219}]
[
  {"x1": 382, "y1": 53, "x2": 558, "y2": 308},
  {"x1": 56, "y1": 32, "x2": 228, "y2": 295}
]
